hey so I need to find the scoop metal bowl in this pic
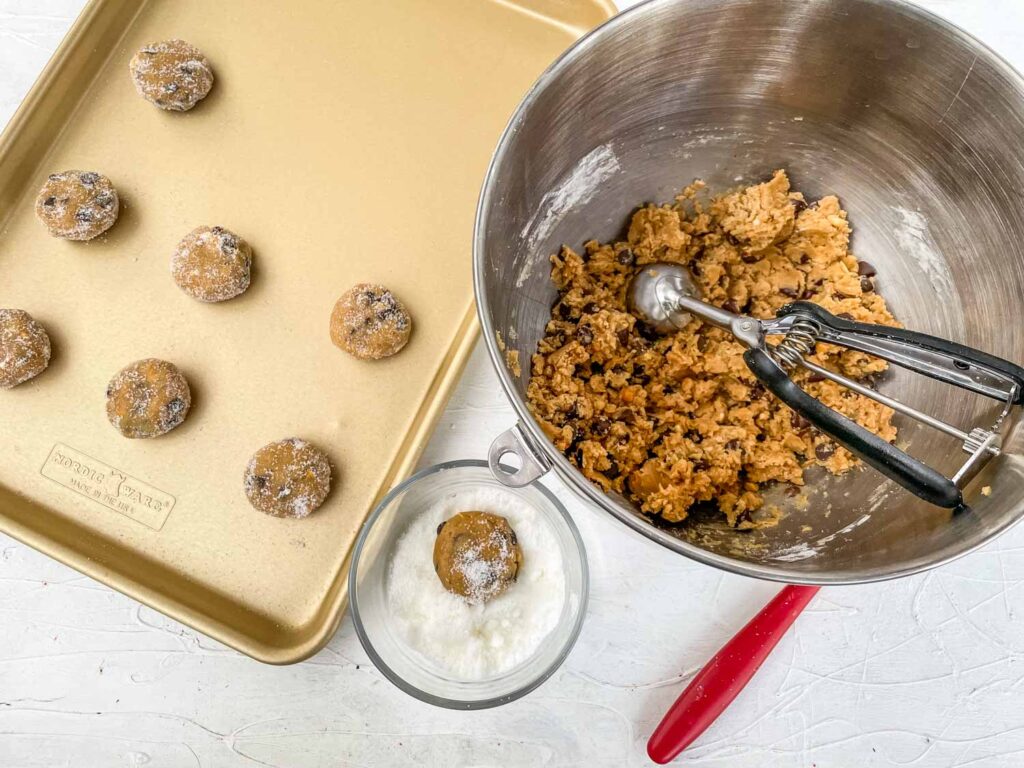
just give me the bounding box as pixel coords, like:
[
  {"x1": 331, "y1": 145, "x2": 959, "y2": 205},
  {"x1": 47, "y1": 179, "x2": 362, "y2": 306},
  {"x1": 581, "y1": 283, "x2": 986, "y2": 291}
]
[{"x1": 473, "y1": 0, "x2": 1024, "y2": 584}]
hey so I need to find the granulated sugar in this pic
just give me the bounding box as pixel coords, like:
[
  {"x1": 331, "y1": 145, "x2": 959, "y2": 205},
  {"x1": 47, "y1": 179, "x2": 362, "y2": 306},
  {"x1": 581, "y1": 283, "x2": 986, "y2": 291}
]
[{"x1": 386, "y1": 486, "x2": 565, "y2": 680}]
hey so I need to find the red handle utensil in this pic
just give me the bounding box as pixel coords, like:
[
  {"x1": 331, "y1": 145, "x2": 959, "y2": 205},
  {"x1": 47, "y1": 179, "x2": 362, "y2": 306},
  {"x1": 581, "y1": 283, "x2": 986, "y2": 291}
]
[{"x1": 647, "y1": 584, "x2": 820, "y2": 764}]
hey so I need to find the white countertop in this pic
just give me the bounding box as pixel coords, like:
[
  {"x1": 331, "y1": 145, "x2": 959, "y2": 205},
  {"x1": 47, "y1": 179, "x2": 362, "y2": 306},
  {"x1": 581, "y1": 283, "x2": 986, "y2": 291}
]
[{"x1": 3, "y1": 1, "x2": 1024, "y2": 766}]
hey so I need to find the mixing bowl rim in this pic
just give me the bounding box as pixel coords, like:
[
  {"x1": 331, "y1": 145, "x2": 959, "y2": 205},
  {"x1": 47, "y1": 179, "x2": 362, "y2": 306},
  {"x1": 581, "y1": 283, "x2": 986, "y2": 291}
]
[
  {"x1": 471, "y1": 0, "x2": 1024, "y2": 584},
  {"x1": 347, "y1": 458, "x2": 590, "y2": 709}
]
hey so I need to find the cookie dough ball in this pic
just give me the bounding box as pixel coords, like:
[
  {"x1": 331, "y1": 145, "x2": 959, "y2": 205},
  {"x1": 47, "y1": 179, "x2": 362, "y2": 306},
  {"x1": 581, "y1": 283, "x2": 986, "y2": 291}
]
[
  {"x1": 330, "y1": 283, "x2": 412, "y2": 360},
  {"x1": 433, "y1": 511, "x2": 523, "y2": 603},
  {"x1": 35, "y1": 170, "x2": 119, "y2": 241},
  {"x1": 105, "y1": 359, "x2": 191, "y2": 438},
  {"x1": 0, "y1": 309, "x2": 51, "y2": 389},
  {"x1": 172, "y1": 226, "x2": 252, "y2": 302},
  {"x1": 129, "y1": 39, "x2": 213, "y2": 111},
  {"x1": 243, "y1": 438, "x2": 332, "y2": 519}
]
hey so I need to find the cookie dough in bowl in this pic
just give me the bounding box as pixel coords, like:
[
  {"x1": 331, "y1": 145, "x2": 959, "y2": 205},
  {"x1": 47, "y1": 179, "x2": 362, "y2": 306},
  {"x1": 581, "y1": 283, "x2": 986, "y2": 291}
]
[
  {"x1": 527, "y1": 171, "x2": 898, "y2": 528},
  {"x1": 474, "y1": 0, "x2": 1024, "y2": 584}
]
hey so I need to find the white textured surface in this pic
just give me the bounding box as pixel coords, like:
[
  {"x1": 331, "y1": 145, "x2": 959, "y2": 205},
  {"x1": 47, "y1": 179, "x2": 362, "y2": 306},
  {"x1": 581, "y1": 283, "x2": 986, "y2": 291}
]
[{"x1": 3, "y1": 1, "x2": 1024, "y2": 766}]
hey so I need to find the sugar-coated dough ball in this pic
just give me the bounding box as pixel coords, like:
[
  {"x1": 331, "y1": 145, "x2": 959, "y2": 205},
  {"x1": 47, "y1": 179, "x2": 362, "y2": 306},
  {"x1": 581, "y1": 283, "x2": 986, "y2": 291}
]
[
  {"x1": 172, "y1": 226, "x2": 252, "y2": 302},
  {"x1": 0, "y1": 309, "x2": 51, "y2": 389},
  {"x1": 35, "y1": 170, "x2": 119, "y2": 240},
  {"x1": 105, "y1": 358, "x2": 191, "y2": 439},
  {"x1": 130, "y1": 39, "x2": 213, "y2": 111},
  {"x1": 432, "y1": 511, "x2": 522, "y2": 603},
  {"x1": 243, "y1": 438, "x2": 332, "y2": 519},
  {"x1": 330, "y1": 283, "x2": 412, "y2": 360}
]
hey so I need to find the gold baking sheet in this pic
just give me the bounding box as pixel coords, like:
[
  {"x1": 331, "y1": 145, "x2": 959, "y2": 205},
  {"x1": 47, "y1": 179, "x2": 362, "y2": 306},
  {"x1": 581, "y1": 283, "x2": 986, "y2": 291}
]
[{"x1": 0, "y1": 0, "x2": 613, "y2": 663}]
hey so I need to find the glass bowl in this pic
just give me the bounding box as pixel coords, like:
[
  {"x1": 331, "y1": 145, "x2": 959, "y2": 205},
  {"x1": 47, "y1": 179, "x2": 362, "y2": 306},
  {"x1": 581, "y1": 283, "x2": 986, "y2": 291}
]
[{"x1": 348, "y1": 459, "x2": 588, "y2": 709}]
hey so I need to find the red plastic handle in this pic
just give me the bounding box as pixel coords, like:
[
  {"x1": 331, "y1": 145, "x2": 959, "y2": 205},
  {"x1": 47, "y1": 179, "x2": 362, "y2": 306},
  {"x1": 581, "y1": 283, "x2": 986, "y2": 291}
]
[{"x1": 647, "y1": 584, "x2": 820, "y2": 764}]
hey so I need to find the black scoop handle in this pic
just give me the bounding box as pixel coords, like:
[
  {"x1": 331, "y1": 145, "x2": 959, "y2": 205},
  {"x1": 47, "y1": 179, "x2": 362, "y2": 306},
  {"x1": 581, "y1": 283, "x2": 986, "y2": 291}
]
[
  {"x1": 777, "y1": 302, "x2": 1024, "y2": 405},
  {"x1": 744, "y1": 348, "x2": 963, "y2": 509}
]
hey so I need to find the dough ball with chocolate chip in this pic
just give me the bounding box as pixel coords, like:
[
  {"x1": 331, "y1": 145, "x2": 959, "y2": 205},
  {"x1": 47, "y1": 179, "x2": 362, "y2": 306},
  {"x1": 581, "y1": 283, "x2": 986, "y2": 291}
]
[
  {"x1": 243, "y1": 438, "x2": 332, "y2": 519},
  {"x1": 172, "y1": 226, "x2": 252, "y2": 302},
  {"x1": 433, "y1": 511, "x2": 522, "y2": 603},
  {"x1": 105, "y1": 359, "x2": 191, "y2": 439},
  {"x1": 0, "y1": 309, "x2": 51, "y2": 389},
  {"x1": 129, "y1": 39, "x2": 213, "y2": 111},
  {"x1": 330, "y1": 283, "x2": 412, "y2": 360},
  {"x1": 35, "y1": 170, "x2": 119, "y2": 241}
]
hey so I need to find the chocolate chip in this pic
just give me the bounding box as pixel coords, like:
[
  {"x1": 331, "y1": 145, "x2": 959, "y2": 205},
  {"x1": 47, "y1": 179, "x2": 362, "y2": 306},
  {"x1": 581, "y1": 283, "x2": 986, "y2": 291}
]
[
  {"x1": 253, "y1": 474, "x2": 270, "y2": 490},
  {"x1": 800, "y1": 288, "x2": 816, "y2": 299},
  {"x1": 690, "y1": 262, "x2": 702, "y2": 276},
  {"x1": 95, "y1": 193, "x2": 114, "y2": 209},
  {"x1": 725, "y1": 439, "x2": 741, "y2": 451},
  {"x1": 662, "y1": 384, "x2": 675, "y2": 395},
  {"x1": 799, "y1": 254, "x2": 811, "y2": 265},
  {"x1": 741, "y1": 252, "x2": 760, "y2": 264},
  {"x1": 43, "y1": 196, "x2": 56, "y2": 208},
  {"x1": 436, "y1": 520, "x2": 447, "y2": 535},
  {"x1": 780, "y1": 286, "x2": 799, "y2": 298},
  {"x1": 605, "y1": 461, "x2": 621, "y2": 479},
  {"x1": 588, "y1": 362, "x2": 603, "y2": 376},
  {"x1": 860, "y1": 276, "x2": 874, "y2": 292},
  {"x1": 509, "y1": 530, "x2": 518, "y2": 546},
  {"x1": 638, "y1": 323, "x2": 661, "y2": 342},
  {"x1": 806, "y1": 372, "x2": 826, "y2": 383},
  {"x1": 74, "y1": 208, "x2": 94, "y2": 223},
  {"x1": 696, "y1": 335, "x2": 709, "y2": 352},
  {"x1": 593, "y1": 417, "x2": 611, "y2": 436},
  {"x1": 164, "y1": 398, "x2": 186, "y2": 423},
  {"x1": 785, "y1": 484, "x2": 802, "y2": 497},
  {"x1": 48, "y1": 173, "x2": 60, "y2": 181},
  {"x1": 616, "y1": 249, "x2": 635, "y2": 266},
  {"x1": 617, "y1": 328, "x2": 630, "y2": 346},
  {"x1": 857, "y1": 261, "x2": 877, "y2": 277},
  {"x1": 164, "y1": 82, "x2": 180, "y2": 94},
  {"x1": 582, "y1": 302, "x2": 599, "y2": 315},
  {"x1": 79, "y1": 172, "x2": 99, "y2": 186},
  {"x1": 556, "y1": 303, "x2": 572, "y2": 319},
  {"x1": 750, "y1": 383, "x2": 766, "y2": 399},
  {"x1": 792, "y1": 198, "x2": 808, "y2": 214},
  {"x1": 577, "y1": 326, "x2": 594, "y2": 345},
  {"x1": 722, "y1": 299, "x2": 740, "y2": 314},
  {"x1": 220, "y1": 234, "x2": 239, "y2": 255},
  {"x1": 615, "y1": 408, "x2": 636, "y2": 425},
  {"x1": 815, "y1": 442, "x2": 835, "y2": 460},
  {"x1": 791, "y1": 412, "x2": 810, "y2": 430}
]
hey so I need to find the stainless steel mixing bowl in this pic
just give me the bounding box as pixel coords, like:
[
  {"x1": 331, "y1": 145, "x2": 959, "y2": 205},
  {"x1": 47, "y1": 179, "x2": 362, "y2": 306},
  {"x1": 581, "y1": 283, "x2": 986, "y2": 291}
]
[{"x1": 473, "y1": 0, "x2": 1024, "y2": 584}]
